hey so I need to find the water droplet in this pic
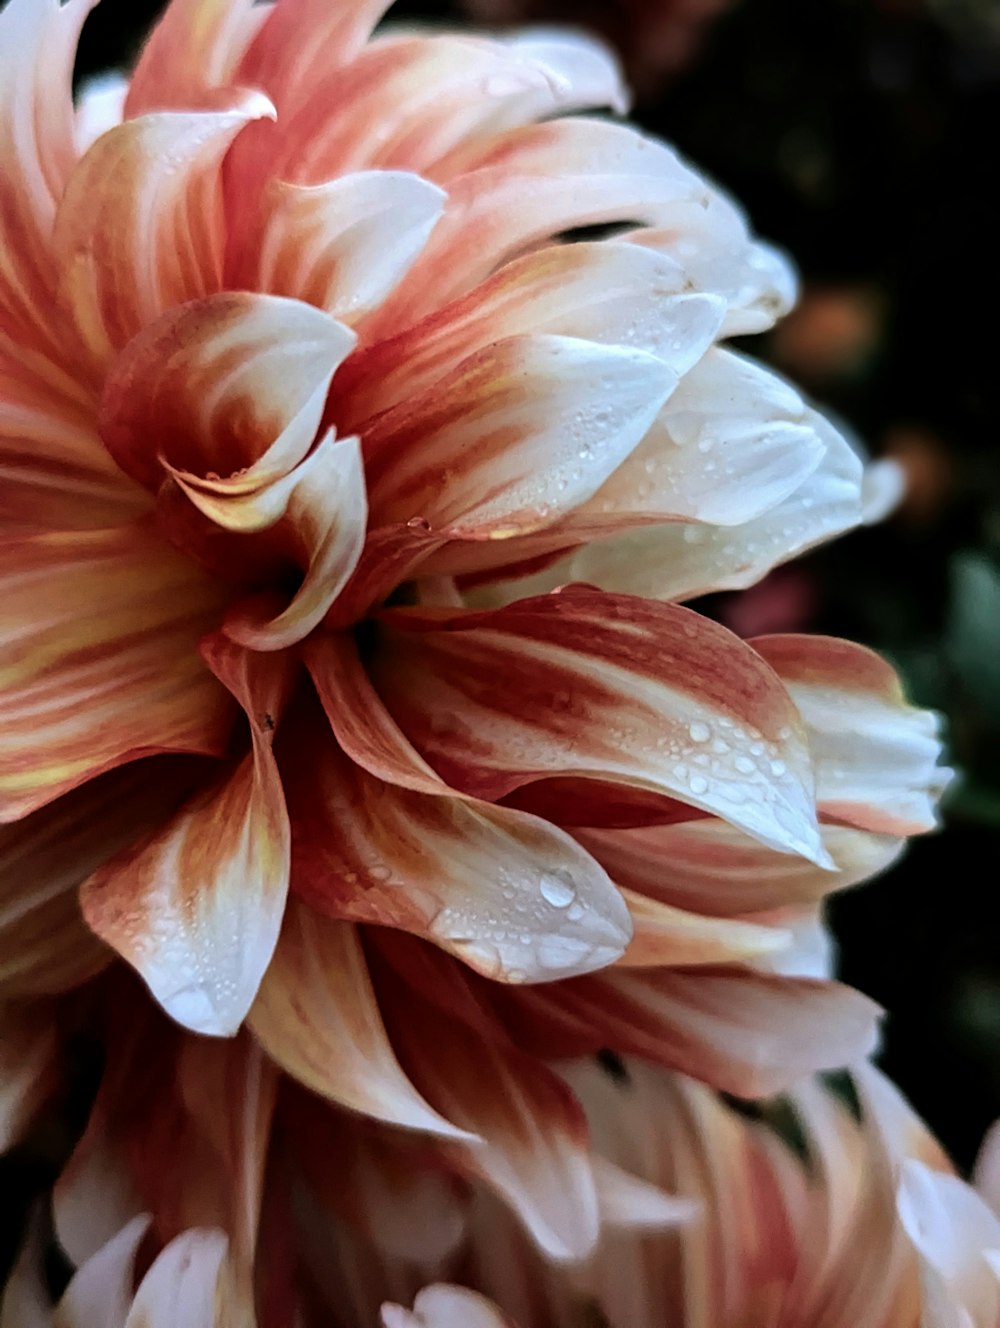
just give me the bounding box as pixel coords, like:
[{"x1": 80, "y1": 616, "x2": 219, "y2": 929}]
[
  {"x1": 770, "y1": 758, "x2": 787, "y2": 776},
  {"x1": 539, "y1": 869, "x2": 577, "y2": 909},
  {"x1": 567, "y1": 901, "x2": 585, "y2": 921},
  {"x1": 688, "y1": 720, "x2": 711, "y2": 743},
  {"x1": 734, "y1": 755, "x2": 756, "y2": 775},
  {"x1": 369, "y1": 863, "x2": 392, "y2": 882},
  {"x1": 689, "y1": 774, "x2": 709, "y2": 795}
]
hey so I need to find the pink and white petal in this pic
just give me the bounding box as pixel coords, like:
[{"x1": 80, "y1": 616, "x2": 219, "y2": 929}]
[
  {"x1": 340, "y1": 240, "x2": 723, "y2": 428},
  {"x1": 575, "y1": 349, "x2": 826, "y2": 530},
  {"x1": 590, "y1": 1156, "x2": 700, "y2": 1230},
  {"x1": 752, "y1": 635, "x2": 953, "y2": 836},
  {"x1": 385, "y1": 1005, "x2": 602, "y2": 1261},
  {"x1": 368, "y1": 118, "x2": 714, "y2": 335},
  {"x1": 574, "y1": 818, "x2": 903, "y2": 916},
  {"x1": 372, "y1": 593, "x2": 829, "y2": 864},
  {"x1": 55, "y1": 1117, "x2": 145, "y2": 1267},
  {"x1": 0, "y1": 761, "x2": 203, "y2": 999},
  {"x1": 0, "y1": 525, "x2": 232, "y2": 823},
  {"x1": 222, "y1": 434, "x2": 368, "y2": 650},
  {"x1": 0, "y1": 0, "x2": 94, "y2": 356},
  {"x1": 743, "y1": 904, "x2": 835, "y2": 980},
  {"x1": 101, "y1": 292, "x2": 354, "y2": 492},
  {"x1": 525, "y1": 966, "x2": 882, "y2": 1097},
  {"x1": 55, "y1": 1215, "x2": 151, "y2": 1328},
  {"x1": 533, "y1": 409, "x2": 865, "y2": 603},
  {"x1": 0, "y1": 1009, "x2": 57, "y2": 1152},
  {"x1": 125, "y1": 0, "x2": 259, "y2": 114},
  {"x1": 618, "y1": 888, "x2": 793, "y2": 969},
  {"x1": 54, "y1": 94, "x2": 275, "y2": 373},
  {"x1": 364, "y1": 334, "x2": 674, "y2": 538},
  {"x1": 249, "y1": 900, "x2": 464, "y2": 1137},
  {"x1": 235, "y1": 0, "x2": 394, "y2": 118},
  {"x1": 284, "y1": 709, "x2": 630, "y2": 981},
  {"x1": 123, "y1": 1229, "x2": 248, "y2": 1328},
  {"x1": 974, "y1": 1122, "x2": 1000, "y2": 1219},
  {"x1": 243, "y1": 172, "x2": 446, "y2": 323},
  {"x1": 382, "y1": 1285, "x2": 515, "y2": 1328},
  {"x1": 80, "y1": 643, "x2": 293, "y2": 1036}
]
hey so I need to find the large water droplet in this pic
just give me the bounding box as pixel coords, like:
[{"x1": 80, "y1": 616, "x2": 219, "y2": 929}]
[
  {"x1": 688, "y1": 720, "x2": 711, "y2": 743},
  {"x1": 539, "y1": 869, "x2": 577, "y2": 909}
]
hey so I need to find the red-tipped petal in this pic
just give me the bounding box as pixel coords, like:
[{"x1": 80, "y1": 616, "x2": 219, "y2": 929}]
[
  {"x1": 0, "y1": 524, "x2": 232, "y2": 822},
  {"x1": 80, "y1": 642, "x2": 293, "y2": 1036},
  {"x1": 372, "y1": 592, "x2": 829, "y2": 865},
  {"x1": 249, "y1": 901, "x2": 464, "y2": 1137}
]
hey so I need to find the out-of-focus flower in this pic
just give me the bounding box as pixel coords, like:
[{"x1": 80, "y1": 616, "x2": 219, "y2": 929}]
[
  {"x1": 461, "y1": 0, "x2": 736, "y2": 95},
  {"x1": 770, "y1": 283, "x2": 886, "y2": 389}
]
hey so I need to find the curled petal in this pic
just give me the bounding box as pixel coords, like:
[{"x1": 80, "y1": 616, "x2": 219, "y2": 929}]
[
  {"x1": 242, "y1": 172, "x2": 446, "y2": 323},
  {"x1": 100, "y1": 291, "x2": 353, "y2": 493},
  {"x1": 371, "y1": 592, "x2": 830, "y2": 865},
  {"x1": 0, "y1": 524, "x2": 231, "y2": 822},
  {"x1": 752, "y1": 634, "x2": 953, "y2": 835},
  {"x1": 249, "y1": 899, "x2": 464, "y2": 1137},
  {"x1": 364, "y1": 334, "x2": 674, "y2": 539},
  {"x1": 80, "y1": 641, "x2": 294, "y2": 1036},
  {"x1": 122, "y1": 1229, "x2": 249, "y2": 1328},
  {"x1": 382, "y1": 1286, "x2": 514, "y2": 1328},
  {"x1": 618, "y1": 888, "x2": 793, "y2": 969},
  {"x1": 53, "y1": 1215, "x2": 151, "y2": 1328},
  {"x1": 55, "y1": 94, "x2": 275, "y2": 372}
]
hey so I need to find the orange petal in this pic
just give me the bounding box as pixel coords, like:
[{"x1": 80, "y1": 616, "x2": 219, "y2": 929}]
[
  {"x1": 574, "y1": 818, "x2": 904, "y2": 916},
  {"x1": 80, "y1": 640, "x2": 293, "y2": 1035},
  {"x1": 384, "y1": 991, "x2": 601, "y2": 1260},
  {"x1": 54, "y1": 92, "x2": 275, "y2": 373},
  {"x1": 0, "y1": 760, "x2": 203, "y2": 999},
  {"x1": 125, "y1": 0, "x2": 260, "y2": 114},
  {"x1": 100, "y1": 291, "x2": 354, "y2": 492},
  {"x1": 340, "y1": 239, "x2": 723, "y2": 429},
  {"x1": 617, "y1": 888, "x2": 793, "y2": 969},
  {"x1": 363, "y1": 334, "x2": 673, "y2": 540},
  {"x1": 0, "y1": 0, "x2": 93, "y2": 361},
  {"x1": 372, "y1": 592, "x2": 830, "y2": 865},
  {"x1": 249, "y1": 899, "x2": 464, "y2": 1137},
  {"x1": 284, "y1": 705, "x2": 630, "y2": 982},
  {"x1": 0, "y1": 523, "x2": 232, "y2": 822},
  {"x1": 240, "y1": 172, "x2": 446, "y2": 322},
  {"x1": 752, "y1": 634, "x2": 953, "y2": 836}
]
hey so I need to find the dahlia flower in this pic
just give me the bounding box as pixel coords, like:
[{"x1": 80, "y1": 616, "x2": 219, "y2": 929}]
[{"x1": 1, "y1": 0, "x2": 950, "y2": 1263}]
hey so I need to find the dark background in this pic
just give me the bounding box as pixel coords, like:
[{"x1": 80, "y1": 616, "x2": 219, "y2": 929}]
[{"x1": 71, "y1": 0, "x2": 1000, "y2": 1167}]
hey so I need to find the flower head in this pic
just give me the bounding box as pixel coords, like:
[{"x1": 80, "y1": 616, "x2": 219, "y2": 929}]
[{"x1": 0, "y1": 0, "x2": 951, "y2": 1266}]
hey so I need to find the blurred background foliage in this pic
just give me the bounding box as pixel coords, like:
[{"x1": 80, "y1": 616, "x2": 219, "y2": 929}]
[{"x1": 71, "y1": 0, "x2": 1000, "y2": 1165}]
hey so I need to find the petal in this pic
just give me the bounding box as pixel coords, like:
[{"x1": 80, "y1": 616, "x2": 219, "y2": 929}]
[
  {"x1": 0, "y1": 1009, "x2": 57, "y2": 1151},
  {"x1": 617, "y1": 888, "x2": 793, "y2": 969},
  {"x1": 74, "y1": 72, "x2": 128, "y2": 154},
  {"x1": 240, "y1": 172, "x2": 446, "y2": 323},
  {"x1": 513, "y1": 966, "x2": 883, "y2": 1097},
  {"x1": 363, "y1": 334, "x2": 674, "y2": 539},
  {"x1": 382, "y1": 989, "x2": 602, "y2": 1261},
  {"x1": 248, "y1": 898, "x2": 462, "y2": 1137},
  {"x1": 0, "y1": 524, "x2": 232, "y2": 822},
  {"x1": 371, "y1": 592, "x2": 830, "y2": 865},
  {"x1": 339, "y1": 239, "x2": 723, "y2": 429},
  {"x1": 123, "y1": 1229, "x2": 247, "y2": 1328},
  {"x1": 80, "y1": 640, "x2": 293, "y2": 1036},
  {"x1": 220, "y1": 433, "x2": 368, "y2": 650},
  {"x1": 54, "y1": 93, "x2": 275, "y2": 372},
  {"x1": 100, "y1": 292, "x2": 354, "y2": 492},
  {"x1": 752, "y1": 635, "x2": 953, "y2": 835},
  {"x1": 382, "y1": 1285, "x2": 514, "y2": 1328},
  {"x1": 0, "y1": 0, "x2": 93, "y2": 358},
  {"x1": 0, "y1": 760, "x2": 201, "y2": 999},
  {"x1": 55, "y1": 1215, "x2": 151, "y2": 1328},
  {"x1": 574, "y1": 349, "x2": 827, "y2": 530},
  {"x1": 286, "y1": 677, "x2": 631, "y2": 982},
  {"x1": 125, "y1": 0, "x2": 260, "y2": 115},
  {"x1": 574, "y1": 818, "x2": 904, "y2": 916}
]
